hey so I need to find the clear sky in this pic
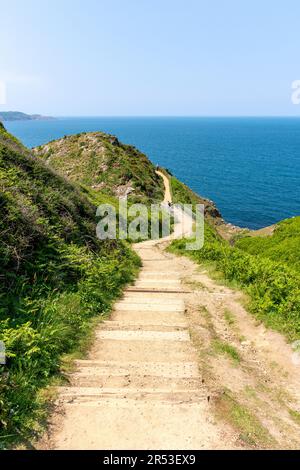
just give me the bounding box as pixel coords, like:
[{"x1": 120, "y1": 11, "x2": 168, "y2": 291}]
[{"x1": 1, "y1": 0, "x2": 300, "y2": 116}]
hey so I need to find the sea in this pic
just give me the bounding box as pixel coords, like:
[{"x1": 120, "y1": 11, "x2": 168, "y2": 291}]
[{"x1": 5, "y1": 116, "x2": 300, "y2": 230}]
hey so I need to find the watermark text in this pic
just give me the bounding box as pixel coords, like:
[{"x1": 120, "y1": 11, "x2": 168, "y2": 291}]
[
  {"x1": 96, "y1": 200, "x2": 204, "y2": 250},
  {"x1": 291, "y1": 80, "x2": 300, "y2": 104},
  {"x1": 0, "y1": 81, "x2": 6, "y2": 105}
]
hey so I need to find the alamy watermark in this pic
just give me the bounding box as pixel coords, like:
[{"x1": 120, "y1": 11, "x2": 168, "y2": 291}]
[
  {"x1": 0, "y1": 80, "x2": 6, "y2": 105},
  {"x1": 291, "y1": 80, "x2": 300, "y2": 105},
  {"x1": 291, "y1": 340, "x2": 300, "y2": 366},
  {"x1": 96, "y1": 199, "x2": 204, "y2": 250}
]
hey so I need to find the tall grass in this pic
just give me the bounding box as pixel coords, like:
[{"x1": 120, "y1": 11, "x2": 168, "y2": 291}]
[
  {"x1": 0, "y1": 244, "x2": 139, "y2": 447},
  {"x1": 236, "y1": 217, "x2": 300, "y2": 274},
  {"x1": 0, "y1": 125, "x2": 140, "y2": 447}
]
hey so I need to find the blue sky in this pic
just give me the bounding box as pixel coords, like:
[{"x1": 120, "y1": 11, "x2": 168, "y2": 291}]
[{"x1": 0, "y1": 0, "x2": 300, "y2": 116}]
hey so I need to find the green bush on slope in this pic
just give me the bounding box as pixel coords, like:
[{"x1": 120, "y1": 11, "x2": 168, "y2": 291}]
[
  {"x1": 170, "y1": 222, "x2": 300, "y2": 340},
  {"x1": 235, "y1": 217, "x2": 300, "y2": 274},
  {"x1": 0, "y1": 124, "x2": 139, "y2": 446},
  {"x1": 34, "y1": 132, "x2": 164, "y2": 205}
]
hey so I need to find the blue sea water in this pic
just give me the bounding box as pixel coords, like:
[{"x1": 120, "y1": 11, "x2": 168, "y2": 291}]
[{"x1": 5, "y1": 117, "x2": 300, "y2": 229}]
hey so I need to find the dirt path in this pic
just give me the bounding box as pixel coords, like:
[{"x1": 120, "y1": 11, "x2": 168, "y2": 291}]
[
  {"x1": 38, "y1": 173, "x2": 300, "y2": 450},
  {"x1": 155, "y1": 170, "x2": 172, "y2": 204},
  {"x1": 175, "y1": 257, "x2": 300, "y2": 449},
  {"x1": 39, "y1": 242, "x2": 240, "y2": 449}
]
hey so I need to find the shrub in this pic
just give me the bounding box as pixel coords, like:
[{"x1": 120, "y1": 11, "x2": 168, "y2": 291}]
[{"x1": 170, "y1": 224, "x2": 300, "y2": 339}]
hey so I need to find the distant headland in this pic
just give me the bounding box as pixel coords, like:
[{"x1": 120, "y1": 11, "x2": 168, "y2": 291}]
[{"x1": 0, "y1": 111, "x2": 56, "y2": 122}]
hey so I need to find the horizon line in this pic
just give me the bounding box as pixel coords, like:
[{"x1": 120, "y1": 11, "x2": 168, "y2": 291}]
[
  {"x1": 2, "y1": 112, "x2": 300, "y2": 119},
  {"x1": 31, "y1": 114, "x2": 300, "y2": 119}
]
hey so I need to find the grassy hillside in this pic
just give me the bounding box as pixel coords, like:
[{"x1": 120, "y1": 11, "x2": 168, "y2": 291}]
[
  {"x1": 35, "y1": 133, "x2": 174, "y2": 242},
  {"x1": 235, "y1": 217, "x2": 300, "y2": 274},
  {"x1": 34, "y1": 132, "x2": 164, "y2": 205},
  {"x1": 169, "y1": 181, "x2": 300, "y2": 340},
  {"x1": 0, "y1": 123, "x2": 139, "y2": 447},
  {"x1": 4, "y1": 121, "x2": 299, "y2": 445}
]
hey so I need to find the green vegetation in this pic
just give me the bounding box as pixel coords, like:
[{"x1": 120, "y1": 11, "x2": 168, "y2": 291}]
[
  {"x1": 170, "y1": 187, "x2": 300, "y2": 340},
  {"x1": 35, "y1": 136, "x2": 173, "y2": 243},
  {"x1": 0, "y1": 111, "x2": 54, "y2": 122},
  {"x1": 223, "y1": 309, "x2": 236, "y2": 327},
  {"x1": 212, "y1": 339, "x2": 241, "y2": 363},
  {"x1": 35, "y1": 132, "x2": 164, "y2": 205},
  {"x1": 288, "y1": 408, "x2": 300, "y2": 425},
  {"x1": 215, "y1": 391, "x2": 276, "y2": 448},
  {"x1": 2, "y1": 121, "x2": 299, "y2": 447},
  {"x1": 0, "y1": 123, "x2": 140, "y2": 447},
  {"x1": 235, "y1": 217, "x2": 300, "y2": 274}
]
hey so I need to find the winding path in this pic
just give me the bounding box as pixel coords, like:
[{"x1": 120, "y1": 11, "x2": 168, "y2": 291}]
[
  {"x1": 156, "y1": 169, "x2": 172, "y2": 204},
  {"x1": 39, "y1": 172, "x2": 236, "y2": 450}
]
